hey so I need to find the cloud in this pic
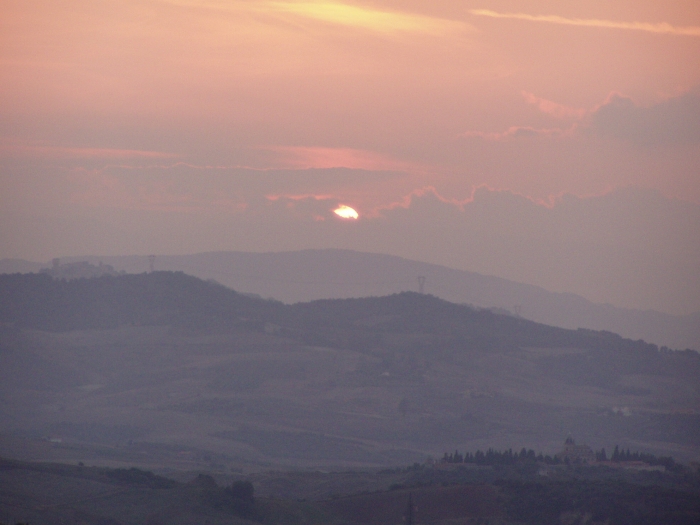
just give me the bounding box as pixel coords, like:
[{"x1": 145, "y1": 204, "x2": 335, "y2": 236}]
[
  {"x1": 266, "y1": 146, "x2": 432, "y2": 174},
  {"x1": 53, "y1": 161, "x2": 420, "y2": 218},
  {"x1": 266, "y1": 2, "x2": 465, "y2": 36},
  {"x1": 461, "y1": 126, "x2": 567, "y2": 141},
  {"x1": 164, "y1": 0, "x2": 465, "y2": 36},
  {"x1": 591, "y1": 90, "x2": 700, "y2": 144},
  {"x1": 522, "y1": 92, "x2": 586, "y2": 120},
  {"x1": 66, "y1": 168, "x2": 206, "y2": 213},
  {"x1": 469, "y1": 9, "x2": 700, "y2": 37},
  {"x1": 463, "y1": 89, "x2": 700, "y2": 146},
  {"x1": 266, "y1": 193, "x2": 335, "y2": 202},
  {"x1": 0, "y1": 141, "x2": 175, "y2": 160}
]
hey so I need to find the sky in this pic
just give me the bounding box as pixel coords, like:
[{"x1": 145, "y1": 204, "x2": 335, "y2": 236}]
[{"x1": 1, "y1": 0, "x2": 699, "y2": 314}]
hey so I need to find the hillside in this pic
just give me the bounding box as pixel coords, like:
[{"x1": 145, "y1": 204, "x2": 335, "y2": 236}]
[
  {"x1": 0, "y1": 271, "x2": 276, "y2": 332},
  {"x1": 3, "y1": 249, "x2": 698, "y2": 351},
  {"x1": 0, "y1": 271, "x2": 699, "y2": 474},
  {"x1": 0, "y1": 457, "x2": 329, "y2": 525}
]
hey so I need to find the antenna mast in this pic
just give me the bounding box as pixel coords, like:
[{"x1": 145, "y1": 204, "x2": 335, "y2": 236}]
[{"x1": 417, "y1": 276, "x2": 426, "y2": 294}]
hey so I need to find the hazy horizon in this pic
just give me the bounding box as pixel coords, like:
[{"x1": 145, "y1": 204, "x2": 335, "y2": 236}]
[{"x1": 3, "y1": 186, "x2": 699, "y2": 317}]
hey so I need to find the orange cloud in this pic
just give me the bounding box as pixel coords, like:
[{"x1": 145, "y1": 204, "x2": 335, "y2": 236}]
[
  {"x1": 267, "y1": 1, "x2": 466, "y2": 36},
  {"x1": 469, "y1": 9, "x2": 700, "y2": 37},
  {"x1": 160, "y1": 1, "x2": 467, "y2": 38}
]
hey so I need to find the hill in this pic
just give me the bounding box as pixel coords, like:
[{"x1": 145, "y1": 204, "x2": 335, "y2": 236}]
[
  {"x1": 0, "y1": 271, "x2": 698, "y2": 473},
  {"x1": 3, "y1": 249, "x2": 698, "y2": 350}
]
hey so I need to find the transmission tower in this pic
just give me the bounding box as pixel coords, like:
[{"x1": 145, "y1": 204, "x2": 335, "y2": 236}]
[{"x1": 417, "y1": 276, "x2": 426, "y2": 294}]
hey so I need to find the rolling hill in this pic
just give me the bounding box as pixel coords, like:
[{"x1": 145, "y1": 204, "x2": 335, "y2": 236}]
[
  {"x1": 3, "y1": 249, "x2": 698, "y2": 351},
  {"x1": 1, "y1": 271, "x2": 698, "y2": 474}
]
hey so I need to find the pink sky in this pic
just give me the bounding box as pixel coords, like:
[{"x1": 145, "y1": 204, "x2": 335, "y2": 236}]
[{"x1": 1, "y1": 1, "x2": 699, "y2": 313}]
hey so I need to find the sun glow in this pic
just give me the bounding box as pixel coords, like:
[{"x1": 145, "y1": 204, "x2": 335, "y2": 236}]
[
  {"x1": 268, "y1": 2, "x2": 460, "y2": 36},
  {"x1": 333, "y1": 205, "x2": 359, "y2": 219}
]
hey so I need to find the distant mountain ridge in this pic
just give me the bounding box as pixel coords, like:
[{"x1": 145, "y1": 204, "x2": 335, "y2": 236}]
[{"x1": 1, "y1": 249, "x2": 698, "y2": 350}]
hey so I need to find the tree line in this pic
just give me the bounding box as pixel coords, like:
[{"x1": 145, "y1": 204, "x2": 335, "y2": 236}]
[
  {"x1": 602, "y1": 445, "x2": 680, "y2": 471},
  {"x1": 442, "y1": 447, "x2": 560, "y2": 466},
  {"x1": 441, "y1": 446, "x2": 681, "y2": 471}
]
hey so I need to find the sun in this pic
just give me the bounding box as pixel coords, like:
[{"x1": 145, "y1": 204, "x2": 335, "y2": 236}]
[{"x1": 333, "y1": 205, "x2": 359, "y2": 219}]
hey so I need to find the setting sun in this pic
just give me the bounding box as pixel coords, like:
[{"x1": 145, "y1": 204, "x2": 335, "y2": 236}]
[{"x1": 333, "y1": 205, "x2": 359, "y2": 219}]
